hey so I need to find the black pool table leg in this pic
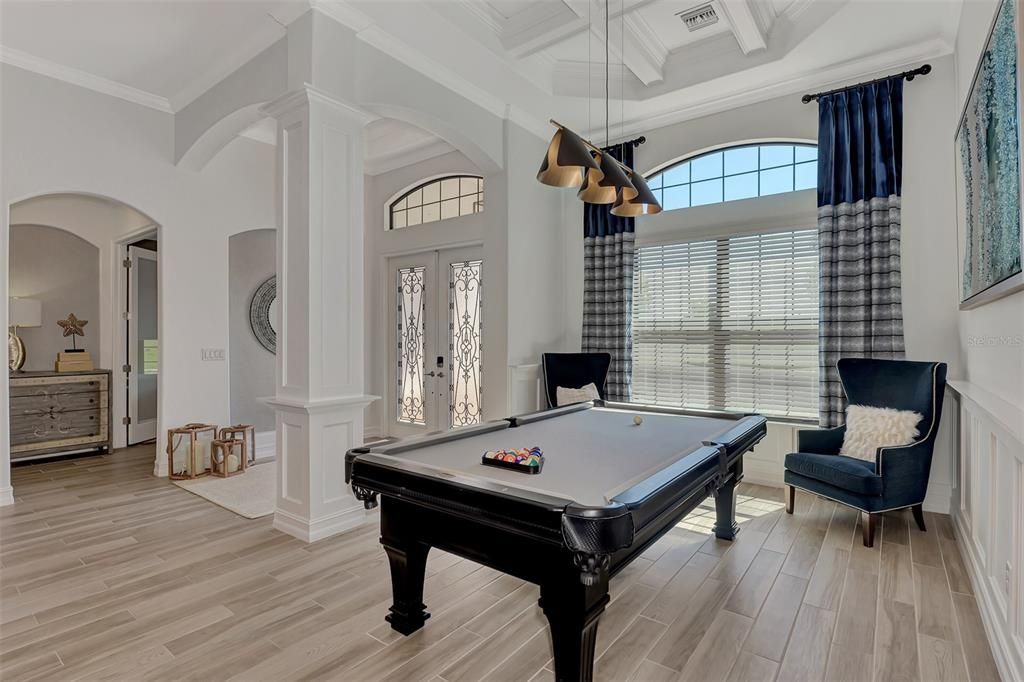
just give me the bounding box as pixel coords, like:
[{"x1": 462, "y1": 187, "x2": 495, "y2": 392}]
[
  {"x1": 380, "y1": 504, "x2": 431, "y2": 636},
  {"x1": 540, "y1": 573, "x2": 610, "y2": 682},
  {"x1": 381, "y1": 538, "x2": 431, "y2": 635},
  {"x1": 713, "y1": 461, "x2": 742, "y2": 541}
]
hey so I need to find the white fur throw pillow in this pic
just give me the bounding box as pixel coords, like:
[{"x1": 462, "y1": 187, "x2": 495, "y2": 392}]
[
  {"x1": 556, "y1": 383, "x2": 600, "y2": 406},
  {"x1": 839, "y1": 404, "x2": 923, "y2": 462}
]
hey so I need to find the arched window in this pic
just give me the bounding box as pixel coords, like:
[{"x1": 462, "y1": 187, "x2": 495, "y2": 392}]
[
  {"x1": 389, "y1": 175, "x2": 483, "y2": 229},
  {"x1": 646, "y1": 143, "x2": 817, "y2": 211}
]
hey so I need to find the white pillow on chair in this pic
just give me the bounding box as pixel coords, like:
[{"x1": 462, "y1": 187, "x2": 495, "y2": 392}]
[
  {"x1": 839, "y1": 404, "x2": 923, "y2": 462},
  {"x1": 556, "y1": 383, "x2": 601, "y2": 406}
]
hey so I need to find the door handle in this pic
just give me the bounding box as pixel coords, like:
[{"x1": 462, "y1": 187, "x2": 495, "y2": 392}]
[{"x1": 425, "y1": 371, "x2": 446, "y2": 378}]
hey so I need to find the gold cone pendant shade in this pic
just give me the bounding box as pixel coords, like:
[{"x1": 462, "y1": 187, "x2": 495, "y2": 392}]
[
  {"x1": 611, "y1": 170, "x2": 663, "y2": 217},
  {"x1": 537, "y1": 127, "x2": 600, "y2": 188},
  {"x1": 535, "y1": 121, "x2": 662, "y2": 214},
  {"x1": 578, "y1": 151, "x2": 638, "y2": 205}
]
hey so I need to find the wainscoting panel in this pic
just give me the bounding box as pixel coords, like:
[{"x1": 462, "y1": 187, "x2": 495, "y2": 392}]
[
  {"x1": 508, "y1": 364, "x2": 542, "y2": 415},
  {"x1": 949, "y1": 380, "x2": 1024, "y2": 682},
  {"x1": 741, "y1": 421, "x2": 797, "y2": 487}
]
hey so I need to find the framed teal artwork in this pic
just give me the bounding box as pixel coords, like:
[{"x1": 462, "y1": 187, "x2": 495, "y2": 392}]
[{"x1": 956, "y1": 0, "x2": 1024, "y2": 308}]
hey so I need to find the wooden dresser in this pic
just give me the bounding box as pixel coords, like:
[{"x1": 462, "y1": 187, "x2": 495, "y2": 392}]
[{"x1": 9, "y1": 370, "x2": 112, "y2": 461}]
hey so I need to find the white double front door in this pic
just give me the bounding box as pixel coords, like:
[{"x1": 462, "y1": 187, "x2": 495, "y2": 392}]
[{"x1": 387, "y1": 247, "x2": 483, "y2": 437}]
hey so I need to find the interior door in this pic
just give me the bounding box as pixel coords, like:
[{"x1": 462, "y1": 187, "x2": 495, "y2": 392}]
[
  {"x1": 387, "y1": 246, "x2": 483, "y2": 437},
  {"x1": 127, "y1": 245, "x2": 158, "y2": 444}
]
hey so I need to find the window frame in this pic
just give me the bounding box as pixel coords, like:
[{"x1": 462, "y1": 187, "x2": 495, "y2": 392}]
[
  {"x1": 388, "y1": 174, "x2": 484, "y2": 230},
  {"x1": 644, "y1": 140, "x2": 818, "y2": 212},
  {"x1": 631, "y1": 226, "x2": 821, "y2": 423}
]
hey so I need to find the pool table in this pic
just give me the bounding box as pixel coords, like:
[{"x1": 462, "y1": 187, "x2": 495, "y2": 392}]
[{"x1": 345, "y1": 401, "x2": 767, "y2": 682}]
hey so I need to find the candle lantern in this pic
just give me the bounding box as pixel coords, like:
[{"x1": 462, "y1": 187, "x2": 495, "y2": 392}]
[
  {"x1": 166, "y1": 423, "x2": 216, "y2": 480},
  {"x1": 211, "y1": 439, "x2": 246, "y2": 477},
  {"x1": 219, "y1": 424, "x2": 256, "y2": 466}
]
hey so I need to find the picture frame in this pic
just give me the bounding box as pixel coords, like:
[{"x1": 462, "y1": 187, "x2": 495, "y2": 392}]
[{"x1": 955, "y1": 0, "x2": 1024, "y2": 309}]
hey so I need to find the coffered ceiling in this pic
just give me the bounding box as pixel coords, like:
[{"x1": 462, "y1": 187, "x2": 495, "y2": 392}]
[{"x1": 0, "y1": 0, "x2": 964, "y2": 144}]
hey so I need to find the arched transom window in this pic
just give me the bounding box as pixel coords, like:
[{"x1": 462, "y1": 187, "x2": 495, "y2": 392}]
[
  {"x1": 646, "y1": 143, "x2": 817, "y2": 211},
  {"x1": 390, "y1": 175, "x2": 483, "y2": 229}
]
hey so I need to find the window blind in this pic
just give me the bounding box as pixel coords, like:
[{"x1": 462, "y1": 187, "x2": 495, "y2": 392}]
[{"x1": 632, "y1": 229, "x2": 819, "y2": 419}]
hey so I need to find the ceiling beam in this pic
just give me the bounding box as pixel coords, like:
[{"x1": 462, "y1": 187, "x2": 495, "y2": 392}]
[
  {"x1": 503, "y1": 0, "x2": 657, "y2": 58},
  {"x1": 622, "y1": 12, "x2": 666, "y2": 85},
  {"x1": 715, "y1": 0, "x2": 769, "y2": 55}
]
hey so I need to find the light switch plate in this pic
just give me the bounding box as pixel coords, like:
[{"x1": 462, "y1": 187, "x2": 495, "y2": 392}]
[{"x1": 201, "y1": 348, "x2": 225, "y2": 361}]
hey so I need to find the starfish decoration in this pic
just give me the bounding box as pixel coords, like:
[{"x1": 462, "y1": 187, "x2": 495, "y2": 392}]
[{"x1": 57, "y1": 313, "x2": 88, "y2": 338}]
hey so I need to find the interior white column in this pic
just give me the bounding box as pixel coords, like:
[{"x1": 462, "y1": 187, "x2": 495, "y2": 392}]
[{"x1": 263, "y1": 86, "x2": 376, "y2": 543}]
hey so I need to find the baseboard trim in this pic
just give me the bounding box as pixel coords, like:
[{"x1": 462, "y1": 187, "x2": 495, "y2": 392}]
[
  {"x1": 254, "y1": 431, "x2": 275, "y2": 460},
  {"x1": 953, "y1": 512, "x2": 1024, "y2": 682},
  {"x1": 922, "y1": 481, "x2": 952, "y2": 514},
  {"x1": 0, "y1": 486, "x2": 14, "y2": 506},
  {"x1": 272, "y1": 505, "x2": 373, "y2": 544}
]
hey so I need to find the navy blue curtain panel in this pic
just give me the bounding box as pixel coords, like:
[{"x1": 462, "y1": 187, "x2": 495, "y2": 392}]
[
  {"x1": 817, "y1": 79, "x2": 907, "y2": 427},
  {"x1": 582, "y1": 143, "x2": 635, "y2": 401}
]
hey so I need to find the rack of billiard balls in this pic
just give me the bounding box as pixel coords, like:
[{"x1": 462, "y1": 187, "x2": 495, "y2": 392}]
[{"x1": 481, "y1": 446, "x2": 544, "y2": 474}]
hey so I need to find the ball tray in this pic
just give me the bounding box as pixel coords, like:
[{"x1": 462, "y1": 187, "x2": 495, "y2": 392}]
[{"x1": 480, "y1": 447, "x2": 544, "y2": 475}]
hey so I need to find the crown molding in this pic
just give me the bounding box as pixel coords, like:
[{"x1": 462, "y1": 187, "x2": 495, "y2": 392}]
[
  {"x1": 455, "y1": 0, "x2": 505, "y2": 34},
  {"x1": 591, "y1": 37, "x2": 954, "y2": 140},
  {"x1": 0, "y1": 45, "x2": 172, "y2": 114},
  {"x1": 261, "y1": 83, "x2": 377, "y2": 125}
]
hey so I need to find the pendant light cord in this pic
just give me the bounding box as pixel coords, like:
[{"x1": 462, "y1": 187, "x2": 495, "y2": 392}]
[{"x1": 605, "y1": 0, "x2": 609, "y2": 148}]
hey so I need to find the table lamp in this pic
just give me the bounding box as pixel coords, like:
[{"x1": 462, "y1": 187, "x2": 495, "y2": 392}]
[{"x1": 8, "y1": 297, "x2": 42, "y2": 371}]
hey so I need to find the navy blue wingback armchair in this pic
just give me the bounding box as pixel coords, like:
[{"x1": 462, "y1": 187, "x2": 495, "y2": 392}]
[
  {"x1": 541, "y1": 352, "x2": 611, "y2": 408},
  {"x1": 784, "y1": 358, "x2": 948, "y2": 547}
]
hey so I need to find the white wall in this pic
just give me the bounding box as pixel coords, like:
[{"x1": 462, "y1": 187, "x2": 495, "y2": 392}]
[
  {"x1": 504, "y1": 122, "x2": 568, "y2": 366},
  {"x1": 949, "y1": 4, "x2": 1024, "y2": 678},
  {"x1": 229, "y1": 228, "x2": 276, "y2": 432},
  {"x1": 9, "y1": 224, "x2": 100, "y2": 371},
  {"x1": 2, "y1": 64, "x2": 276, "y2": 472},
  {"x1": 560, "y1": 63, "x2": 963, "y2": 510},
  {"x1": 954, "y1": 0, "x2": 1024, "y2": 409}
]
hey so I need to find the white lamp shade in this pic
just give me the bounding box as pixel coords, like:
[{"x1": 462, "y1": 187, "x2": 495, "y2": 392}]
[{"x1": 9, "y1": 298, "x2": 42, "y2": 327}]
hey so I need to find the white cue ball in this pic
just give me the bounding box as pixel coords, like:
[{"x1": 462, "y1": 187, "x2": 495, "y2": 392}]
[{"x1": 633, "y1": 415, "x2": 643, "y2": 426}]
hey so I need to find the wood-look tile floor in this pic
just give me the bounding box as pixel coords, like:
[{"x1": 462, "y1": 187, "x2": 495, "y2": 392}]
[{"x1": 0, "y1": 446, "x2": 1002, "y2": 682}]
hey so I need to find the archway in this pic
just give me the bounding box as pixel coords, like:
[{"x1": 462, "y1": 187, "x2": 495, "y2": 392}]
[{"x1": 5, "y1": 193, "x2": 161, "y2": 488}]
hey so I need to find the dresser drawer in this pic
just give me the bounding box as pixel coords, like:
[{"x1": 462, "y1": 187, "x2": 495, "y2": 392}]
[
  {"x1": 10, "y1": 408, "x2": 103, "y2": 446},
  {"x1": 11, "y1": 391, "x2": 106, "y2": 414},
  {"x1": 10, "y1": 375, "x2": 107, "y2": 398}
]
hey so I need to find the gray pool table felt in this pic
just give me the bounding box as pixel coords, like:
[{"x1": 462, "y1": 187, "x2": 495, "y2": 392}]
[{"x1": 370, "y1": 407, "x2": 738, "y2": 506}]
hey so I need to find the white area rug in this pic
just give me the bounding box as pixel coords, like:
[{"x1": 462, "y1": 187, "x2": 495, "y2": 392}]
[{"x1": 172, "y1": 462, "x2": 275, "y2": 519}]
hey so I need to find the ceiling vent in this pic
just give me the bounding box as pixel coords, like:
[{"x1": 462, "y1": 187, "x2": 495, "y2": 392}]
[{"x1": 677, "y1": 4, "x2": 719, "y2": 32}]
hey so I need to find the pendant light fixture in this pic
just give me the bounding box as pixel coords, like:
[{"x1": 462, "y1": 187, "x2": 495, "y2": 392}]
[
  {"x1": 579, "y1": 149, "x2": 637, "y2": 204},
  {"x1": 611, "y1": 169, "x2": 662, "y2": 216},
  {"x1": 535, "y1": 0, "x2": 660, "y2": 215},
  {"x1": 537, "y1": 126, "x2": 600, "y2": 188}
]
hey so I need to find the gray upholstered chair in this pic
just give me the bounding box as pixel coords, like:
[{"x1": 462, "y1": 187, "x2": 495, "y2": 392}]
[{"x1": 783, "y1": 358, "x2": 948, "y2": 547}]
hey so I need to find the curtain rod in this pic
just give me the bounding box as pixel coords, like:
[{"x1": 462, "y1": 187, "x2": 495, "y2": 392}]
[
  {"x1": 602, "y1": 135, "x2": 646, "y2": 151},
  {"x1": 801, "y1": 64, "x2": 932, "y2": 104}
]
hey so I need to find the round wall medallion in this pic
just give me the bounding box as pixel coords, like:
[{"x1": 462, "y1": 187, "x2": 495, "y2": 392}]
[{"x1": 249, "y1": 276, "x2": 277, "y2": 354}]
